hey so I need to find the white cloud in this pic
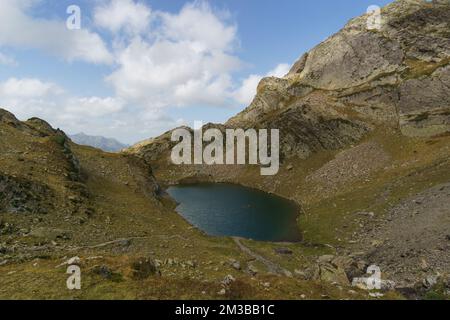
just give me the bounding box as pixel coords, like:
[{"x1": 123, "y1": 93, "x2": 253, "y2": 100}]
[
  {"x1": 159, "y1": 2, "x2": 237, "y2": 52},
  {"x1": 0, "y1": 78, "x2": 124, "y2": 120},
  {"x1": 233, "y1": 74, "x2": 261, "y2": 106},
  {"x1": 267, "y1": 63, "x2": 290, "y2": 77},
  {"x1": 0, "y1": 52, "x2": 17, "y2": 66},
  {"x1": 94, "y1": 0, "x2": 152, "y2": 35},
  {"x1": 106, "y1": 2, "x2": 241, "y2": 110},
  {"x1": 233, "y1": 63, "x2": 290, "y2": 105},
  {"x1": 0, "y1": 0, "x2": 113, "y2": 64},
  {"x1": 0, "y1": 78, "x2": 62, "y2": 98},
  {"x1": 0, "y1": 77, "x2": 64, "y2": 122},
  {"x1": 65, "y1": 96, "x2": 125, "y2": 117}
]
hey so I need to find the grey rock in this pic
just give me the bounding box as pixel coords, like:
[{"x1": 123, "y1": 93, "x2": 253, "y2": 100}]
[
  {"x1": 186, "y1": 260, "x2": 196, "y2": 268},
  {"x1": 314, "y1": 262, "x2": 350, "y2": 286},
  {"x1": 317, "y1": 255, "x2": 335, "y2": 264},
  {"x1": 221, "y1": 275, "x2": 236, "y2": 286},
  {"x1": 247, "y1": 264, "x2": 258, "y2": 276},
  {"x1": 423, "y1": 275, "x2": 439, "y2": 288},
  {"x1": 230, "y1": 260, "x2": 241, "y2": 270},
  {"x1": 274, "y1": 247, "x2": 293, "y2": 255},
  {"x1": 131, "y1": 257, "x2": 159, "y2": 279}
]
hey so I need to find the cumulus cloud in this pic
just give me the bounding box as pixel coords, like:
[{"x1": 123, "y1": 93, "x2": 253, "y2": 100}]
[
  {"x1": 233, "y1": 63, "x2": 290, "y2": 105},
  {"x1": 106, "y1": 1, "x2": 241, "y2": 110},
  {"x1": 0, "y1": 78, "x2": 124, "y2": 119},
  {"x1": 0, "y1": 0, "x2": 112, "y2": 64},
  {"x1": 0, "y1": 52, "x2": 17, "y2": 66},
  {"x1": 266, "y1": 63, "x2": 291, "y2": 78},
  {"x1": 0, "y1": 77, "x2": 104, "y2": 121},
  {"x1": 65, "y1": 96, "x2": 125, "y2": 117},
  {"x1": 94, "y1": 0, "x2": 152, "y2": 35},
  {"x1": 159, "y1": 2, "x2": 237, "y2": 52},
  {"x1": 0, "y1": 77, "x2": 63, "y2": 122},
  {"x1": 0, "y1": 78, "x2": 62, "y2": 98}
]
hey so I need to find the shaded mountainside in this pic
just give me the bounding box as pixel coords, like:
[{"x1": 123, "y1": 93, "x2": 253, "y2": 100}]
[
  {"x1": 70, "y1": 132, "x2": 128, "y2": 152},
  {"x1": 0, "y1": 0, "x2": 449, "y2": 300},
  {"x1": 0, "y1": 108, "x2": 162, "y2": 241},
  {"x1": 129, "y1": 0, "x2": 450, "y2": 163},
  {"x1": 227, "y1": 0, "x2": 450, "y2": 153}
]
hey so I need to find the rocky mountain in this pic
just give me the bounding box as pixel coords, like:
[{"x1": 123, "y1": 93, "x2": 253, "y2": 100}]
[
  {"x1": 69, "y1": 132, "x2": 128, "y2": 152},
  {"x1": 226, "y1": 0, "x2": 450, "y2": 156}
]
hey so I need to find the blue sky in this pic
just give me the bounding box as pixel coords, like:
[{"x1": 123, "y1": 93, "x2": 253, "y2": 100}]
[{"x1": 0, "y1": 0, "x2": 393, "y2": 144}]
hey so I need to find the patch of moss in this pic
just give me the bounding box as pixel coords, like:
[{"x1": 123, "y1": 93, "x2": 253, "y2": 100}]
[
  {"x1": 403, "y1": 57, "x2": 450, "y2": 80},
  {"x1": 423, "y1": 287, "x2": 449, "y2": 301},
  {"x1": 51, "y1": 134, "x2": 66, "y2": 147}
]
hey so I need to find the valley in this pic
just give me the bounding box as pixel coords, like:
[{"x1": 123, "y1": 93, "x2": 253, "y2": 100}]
[{"x1": 0, "y1": 0, "x2": 449, "y2": 300}]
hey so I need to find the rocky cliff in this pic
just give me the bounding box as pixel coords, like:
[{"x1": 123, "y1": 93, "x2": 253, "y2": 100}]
[
  {"x1": 130, "y1": 0, "x2": 449, "y2": 164},
  {"x1": 226, "y1": 0, "x2": 450, "y2": 158}
]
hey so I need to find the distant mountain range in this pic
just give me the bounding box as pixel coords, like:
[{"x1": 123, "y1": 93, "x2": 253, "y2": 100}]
[{"x1": 69, "y1": 132, "x2": 128, "y2": 152}]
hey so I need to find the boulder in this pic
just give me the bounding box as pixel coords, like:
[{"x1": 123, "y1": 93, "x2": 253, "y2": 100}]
[
  {"x1": 314, "y1": 262, "x2": 350, "y2": 286},
  {"x1": 92, "y1": 265, "x2": 113, "y2": 279},
  {"x1": 131, "y1": 257, "x2": 159, "y2": 279}
]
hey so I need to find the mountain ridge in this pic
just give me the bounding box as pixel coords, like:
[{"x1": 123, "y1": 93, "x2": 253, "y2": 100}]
[
  {"x1": 129, "y1": 0, "x2": 449, "y2": 163},
  {"x1": 69, "y1": 132, "x2": 128, "y2": 152}
]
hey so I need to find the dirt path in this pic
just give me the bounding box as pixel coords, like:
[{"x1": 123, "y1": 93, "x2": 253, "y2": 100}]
[{"x1": 232, "y1": 237, "x2": 292, "y2": 277}]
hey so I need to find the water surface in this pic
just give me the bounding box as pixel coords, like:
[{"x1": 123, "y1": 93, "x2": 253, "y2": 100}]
[{"x1": 167, "y1": 183, "x2": 301, "y2": 242}]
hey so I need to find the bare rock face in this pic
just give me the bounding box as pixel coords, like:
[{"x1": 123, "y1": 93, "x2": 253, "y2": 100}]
[
  {"x1": 0, "y1": 174, "x2": 54, "y2": 214},
  {"x1": 131, "y1": 0, "x2": 449, "y2": 163},
  {"x1": 0, "y1": 109, "x2": 21, "y2": 127},
  {"x1": 291, "y1": 30, "x2": 404, "y2": 91},
  {"x1": 399, "y1": 65, "x2": 450, "y2": 136},
  {"x1": 228, "y1": 0, "x2": 450, "y2": 159}
]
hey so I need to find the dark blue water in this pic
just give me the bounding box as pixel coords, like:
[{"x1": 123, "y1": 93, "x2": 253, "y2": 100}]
[{"x1": 167, "y1": 183, "x2": 301, "y2": 242}]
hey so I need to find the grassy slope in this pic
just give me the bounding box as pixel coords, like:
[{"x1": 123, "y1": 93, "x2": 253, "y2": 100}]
[
  {"x1": 1, "y1": 112, "x2": 448, "y2": 300},
  {"x1": 1, "y1": 118, "x2": 366, "y2": 300},
  {"x1": 150, "y1": 127, "x2": 450, "y2": 247},
  {"x1": 145, "y1": 126, "x2": 449, "y2": 295}
]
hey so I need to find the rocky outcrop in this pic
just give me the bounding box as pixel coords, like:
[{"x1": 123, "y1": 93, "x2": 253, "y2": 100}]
[
  {"x1": 399, "y1": 64, "x2": 450, "y2": 136},
  {"x1": 0, "y1": 174, "x2": 54, "y2": 214},
  {"x1": 354, "y1": 182, "x2": 450, "y2": 288},
  {"x1": 228, "y1": 0, "x2": 450, "y2": 153},
  {"x1": 129, "y1": 1, "x2": 449, "y2": 163}
]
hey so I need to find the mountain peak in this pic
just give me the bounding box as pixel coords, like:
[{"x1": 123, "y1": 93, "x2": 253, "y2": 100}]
[
  {"x1": 69, "y1": 132, "x2": 128, "y2": 152},
  {"x1": 228, "y1": 0, "x2": 449, "y2": 143}
]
